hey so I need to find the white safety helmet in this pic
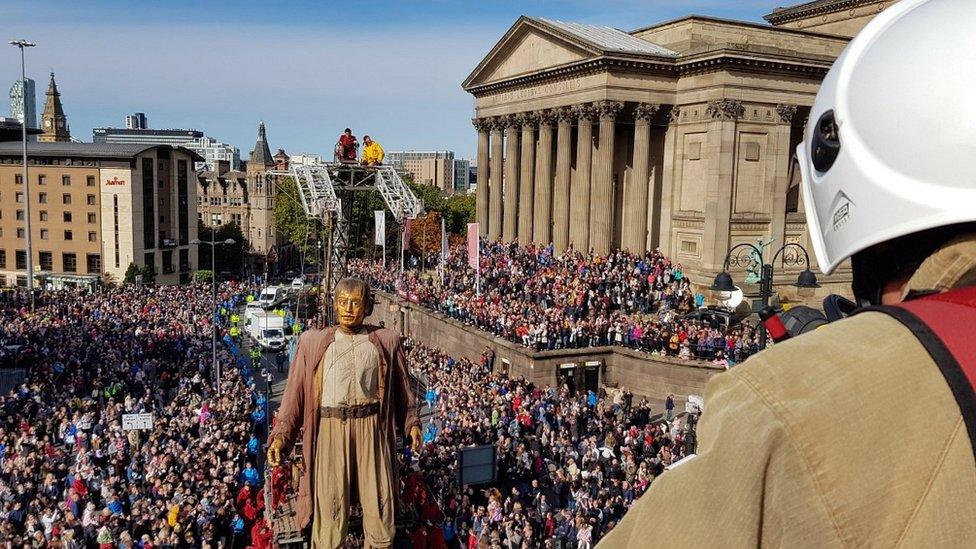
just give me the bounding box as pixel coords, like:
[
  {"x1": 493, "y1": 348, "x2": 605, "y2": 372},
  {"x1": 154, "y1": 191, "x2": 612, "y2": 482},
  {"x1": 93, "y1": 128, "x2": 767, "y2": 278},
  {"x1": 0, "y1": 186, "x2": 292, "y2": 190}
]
[{"x1": 798, "y1": 0, "x2": 976, "y2": 276}]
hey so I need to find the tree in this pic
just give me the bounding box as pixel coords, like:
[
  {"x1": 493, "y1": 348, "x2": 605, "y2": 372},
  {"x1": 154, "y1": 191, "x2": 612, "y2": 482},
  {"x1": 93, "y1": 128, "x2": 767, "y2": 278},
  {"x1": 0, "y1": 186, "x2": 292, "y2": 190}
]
[
  {"x1": 443, "y1": 192, "x2": 475, "y2": 235},
  {"x1": 196, "y1": 222, "x2": 249, "y2": 274},
  {"x1": 409, "y1": 211, "x2": 443, "y2": 254},
  {"x1": 403, "y1": 177, "x2": 475, "y2": 235},
  {"x1": 140, "y1": 264, "x2": 156, "y2": 284},
  {"x1": 273, "y1": 177, "x2": 326, "y2": 258},
  {"x1": 123, "y1": 263, "x2": 141, "y2": 284},
  {"x1": 194, "y1": 270, "x2": 214, "y2": 283}
]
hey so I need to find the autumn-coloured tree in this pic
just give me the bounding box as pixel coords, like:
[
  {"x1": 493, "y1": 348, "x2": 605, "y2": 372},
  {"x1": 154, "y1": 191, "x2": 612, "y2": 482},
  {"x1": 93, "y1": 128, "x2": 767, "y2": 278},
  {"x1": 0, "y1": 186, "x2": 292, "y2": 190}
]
[{"x1": 408, "y1": 211, "x2": 443, "y2": 254}]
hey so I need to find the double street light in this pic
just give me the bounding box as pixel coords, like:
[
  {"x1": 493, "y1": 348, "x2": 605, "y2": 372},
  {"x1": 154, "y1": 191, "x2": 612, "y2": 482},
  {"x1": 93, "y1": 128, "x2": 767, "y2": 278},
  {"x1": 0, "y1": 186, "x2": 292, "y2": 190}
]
[
  {"x1": 710, "y1": 242, "x2": 819, "y2": 349},
  {"x1": 9, "y1": 39, "x2": 35, "y2": 306},
  {"x1": 191, "y1": 235, "x2": 236, "y2": 394}
]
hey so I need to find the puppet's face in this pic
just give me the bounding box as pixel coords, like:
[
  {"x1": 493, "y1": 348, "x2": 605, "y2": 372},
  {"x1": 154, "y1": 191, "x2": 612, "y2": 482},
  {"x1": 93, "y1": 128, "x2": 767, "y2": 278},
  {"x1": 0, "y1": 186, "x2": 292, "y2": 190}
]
[{"x1": 335, "y1": 287, "x2": 367, "y2": 333}]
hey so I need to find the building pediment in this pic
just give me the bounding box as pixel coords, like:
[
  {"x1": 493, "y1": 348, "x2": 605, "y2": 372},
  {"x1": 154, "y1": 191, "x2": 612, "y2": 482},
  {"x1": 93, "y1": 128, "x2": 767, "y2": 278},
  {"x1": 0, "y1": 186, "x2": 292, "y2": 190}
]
[
  {"x1": 463, "y1": 17, "x2": 676, "y2": 91},
  {"x1": 464, "y1": 18, "x2": 597, "y2": 90}
]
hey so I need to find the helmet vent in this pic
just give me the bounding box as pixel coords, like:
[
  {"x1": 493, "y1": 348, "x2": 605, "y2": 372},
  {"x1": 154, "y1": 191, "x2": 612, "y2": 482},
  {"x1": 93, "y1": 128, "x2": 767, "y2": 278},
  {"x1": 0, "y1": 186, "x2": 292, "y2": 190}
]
[{"x1": 812, "y1": 110, "x2": 840, "y2": 172}]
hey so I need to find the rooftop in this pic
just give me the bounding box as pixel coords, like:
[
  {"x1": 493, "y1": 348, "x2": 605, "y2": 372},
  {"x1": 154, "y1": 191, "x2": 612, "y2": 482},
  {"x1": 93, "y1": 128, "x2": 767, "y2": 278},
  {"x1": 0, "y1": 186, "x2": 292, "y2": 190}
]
[
  {"x1": 0, "y1": 142, "x2": 204, "y2": 161},
  {"x1": 535, "y1": 18, "x2": 677, "y2": 57},
  {"x1": 764, "y1": 0, "x2": 877, "y2": 25}
]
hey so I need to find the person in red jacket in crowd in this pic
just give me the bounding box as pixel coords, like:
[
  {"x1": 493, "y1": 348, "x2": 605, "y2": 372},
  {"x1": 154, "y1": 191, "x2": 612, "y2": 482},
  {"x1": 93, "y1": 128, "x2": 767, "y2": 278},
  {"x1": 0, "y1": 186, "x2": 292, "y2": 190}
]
[
  {"x1": 410, "y1": 524, "x2": 427, "y2": 548},
  {"x1": 466, "y1": 528, "x2": 479, "y2": 549},
  {"x1": 248, "y1": 518, "x2": 273, "y2": 549}
]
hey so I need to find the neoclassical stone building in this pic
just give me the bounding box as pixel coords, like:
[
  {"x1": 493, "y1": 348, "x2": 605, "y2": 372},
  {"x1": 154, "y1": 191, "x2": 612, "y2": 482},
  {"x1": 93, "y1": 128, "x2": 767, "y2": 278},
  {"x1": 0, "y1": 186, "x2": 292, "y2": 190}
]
[{"x1": 464, "y1": 0, "x2": 894, "y2": 287}]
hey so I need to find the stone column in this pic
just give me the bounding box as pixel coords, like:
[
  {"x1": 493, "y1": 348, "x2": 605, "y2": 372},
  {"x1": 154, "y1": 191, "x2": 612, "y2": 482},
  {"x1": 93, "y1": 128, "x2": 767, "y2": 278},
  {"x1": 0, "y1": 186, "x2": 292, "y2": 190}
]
[
  {"x1": 771, "y1": 104, "x2": 798, "y2": 264},
  {"x1": 533, "y1": 110, "x2": 556, "y2": 245},
  {"x1": 624, "y1": 103, "x2": 659, "y2": 253},
  {"x1": 502, "y1": 115, "x2": 520, "y2": 243},
  {"x1": 570, "y1": 103, "x2": 596, "y2": 252},
  {"x1": 552, "y1": 107, "x2": 574, "y2": 253},
  {"x1": 488, "y1": 117, "x2": 504, "y2": 241},
  {"x1": 658, "y1": 106, "x2": 681, "y2": 256},
  {"x1": 473, "y1": 118, "x2": 490, "y2": 237},
  {"x1": 517, "y1": 113, "x2": 537, "y2": 246},
  {"x1": 590, "y1": 101, "x2": 623, "y2": 256},
  {"x1": 703, "y1": 99, "x2": 743, "y2": 273}
]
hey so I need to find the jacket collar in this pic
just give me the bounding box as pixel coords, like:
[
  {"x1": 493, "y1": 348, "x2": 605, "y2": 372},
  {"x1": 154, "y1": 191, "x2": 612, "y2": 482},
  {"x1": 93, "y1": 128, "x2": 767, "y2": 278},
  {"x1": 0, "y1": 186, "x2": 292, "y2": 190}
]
[{"x1": 903, "y1": 233, "x2": 976, "y2": 299}]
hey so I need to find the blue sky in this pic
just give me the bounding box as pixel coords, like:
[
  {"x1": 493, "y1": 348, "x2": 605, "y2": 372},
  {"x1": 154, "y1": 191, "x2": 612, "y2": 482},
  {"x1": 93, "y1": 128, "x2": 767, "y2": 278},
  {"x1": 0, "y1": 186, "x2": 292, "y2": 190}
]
[{"x1": 3, "y1": 0, "x2": 779, "y2": 160}]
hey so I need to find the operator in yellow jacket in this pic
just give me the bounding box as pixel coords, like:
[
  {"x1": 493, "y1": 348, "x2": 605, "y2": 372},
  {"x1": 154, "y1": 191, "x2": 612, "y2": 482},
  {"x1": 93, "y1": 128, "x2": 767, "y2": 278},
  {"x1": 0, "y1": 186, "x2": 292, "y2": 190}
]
[
  {"x1": 600, "y1": 1, "x2": 976, "y2": 547},
  {"x1": 361, "y1": 135, "x2": 384, "y2": 166}
]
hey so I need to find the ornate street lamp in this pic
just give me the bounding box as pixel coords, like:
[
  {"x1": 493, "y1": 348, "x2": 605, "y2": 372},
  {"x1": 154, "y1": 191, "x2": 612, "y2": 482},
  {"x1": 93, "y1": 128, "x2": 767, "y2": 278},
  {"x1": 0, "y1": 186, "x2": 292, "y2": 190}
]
[{"x1": 711, "y1": 242, "x2": 819, "y2": 348}]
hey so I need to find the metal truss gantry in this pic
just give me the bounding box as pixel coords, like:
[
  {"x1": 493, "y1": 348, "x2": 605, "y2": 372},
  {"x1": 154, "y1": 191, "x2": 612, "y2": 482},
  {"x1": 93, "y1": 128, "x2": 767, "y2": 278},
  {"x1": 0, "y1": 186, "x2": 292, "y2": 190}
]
[{"x1": 267, "y1": 162, "x2": 424, "y2": 313}]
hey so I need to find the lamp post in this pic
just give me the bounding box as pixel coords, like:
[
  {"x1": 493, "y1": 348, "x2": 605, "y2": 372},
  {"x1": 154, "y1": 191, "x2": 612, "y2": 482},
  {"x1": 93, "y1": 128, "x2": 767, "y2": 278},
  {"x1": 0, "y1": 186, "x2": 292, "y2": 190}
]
[
  {"x1": 711, "y1": 242, "x2": 819, "y2": 349},
  {"x1": 192, "y1": 233, "x2": 236, "y2": 394},
  {"x1": 9, "y1": 39, "x2": 35, "y2": 307}
]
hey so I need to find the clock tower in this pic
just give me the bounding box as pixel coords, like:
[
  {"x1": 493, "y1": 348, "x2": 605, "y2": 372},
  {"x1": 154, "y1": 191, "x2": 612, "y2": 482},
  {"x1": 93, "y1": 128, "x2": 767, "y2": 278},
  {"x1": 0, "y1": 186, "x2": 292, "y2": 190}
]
[{"x1": 39, "y1": 72, "x2": 70, "y2": 143}]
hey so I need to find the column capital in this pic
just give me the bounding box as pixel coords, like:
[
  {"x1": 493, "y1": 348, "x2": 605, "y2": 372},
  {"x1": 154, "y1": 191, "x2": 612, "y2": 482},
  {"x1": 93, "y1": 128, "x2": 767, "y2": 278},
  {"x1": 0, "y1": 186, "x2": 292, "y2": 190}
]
[
  {"x1": 776, "y1": 104, "x2": 798, "y2": 124},
  {"x1": 595, "y1": 100, "x2": 624, "y2": 121},
  {"x1": 668, "y1": 106, "x2": 682, "y2": 124},
  {"x1": 634, "y1": 103, "x2": 661, "y2": 122},
  {"x1": 556, "y1": 106, "x2": 576, "y2": 124},
  {"x1": 516, "y1": 112, "x2": 538, "y2": 128},
  {"x1": 472, "y1": 118, "x2": 491, "y2": 132},
  {"x1": 488, "y1": 116, "x2": 507, "y2": 131},
  {"x1": 573, "y1": 103, "x2": 598, "y2": 123},
  {"x1": 536, "y1": 109, "x2": 558, "y2": 128},
  {"x1": 503, "y1": 114, "x2": 521, "y2": 128},
  {"x1": 706, "y1": 99, "x2": 744, "y2": 120}
]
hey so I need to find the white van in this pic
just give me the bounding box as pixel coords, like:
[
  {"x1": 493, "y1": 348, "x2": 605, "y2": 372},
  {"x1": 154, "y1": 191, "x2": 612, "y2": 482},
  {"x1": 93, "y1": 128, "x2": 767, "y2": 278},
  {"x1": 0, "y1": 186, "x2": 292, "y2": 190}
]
[{"x1": 257, "y1": 286, "x2": 288, "y2": 309}]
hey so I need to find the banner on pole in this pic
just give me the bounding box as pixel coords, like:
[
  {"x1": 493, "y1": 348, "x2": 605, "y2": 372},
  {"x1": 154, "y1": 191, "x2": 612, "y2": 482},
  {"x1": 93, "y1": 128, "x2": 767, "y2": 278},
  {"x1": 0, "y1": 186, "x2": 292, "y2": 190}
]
[
  {"x1": 467, "y1": 223, "x2": 479, "y2": 270},
  {"x1": 402, "y1": 219, "x2": 412, "y2": 251},
  {"x1": 441, "y1": 217, "x2": 448, "y2": 261},
  {"x1": 374, "y1": 211, "x2": 385, "y2": 246}
]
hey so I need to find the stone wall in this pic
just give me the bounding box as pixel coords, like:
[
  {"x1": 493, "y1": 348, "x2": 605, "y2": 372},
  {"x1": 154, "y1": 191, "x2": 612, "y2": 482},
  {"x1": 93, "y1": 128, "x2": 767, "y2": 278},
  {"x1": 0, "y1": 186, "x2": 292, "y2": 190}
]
[{"x1": 368, "y1": 291, "x2": 725, "y2": 406}]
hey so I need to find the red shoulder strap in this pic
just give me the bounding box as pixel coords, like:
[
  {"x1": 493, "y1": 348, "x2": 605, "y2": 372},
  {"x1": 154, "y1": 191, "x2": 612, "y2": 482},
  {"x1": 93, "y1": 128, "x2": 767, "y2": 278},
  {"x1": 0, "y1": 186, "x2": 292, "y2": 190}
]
[
  {"x1": 898, "y1": 286, "x2": 976, "y2": 392},
  {"x1": 886, "y1": 286, "x2": 976, "y2": 460}
]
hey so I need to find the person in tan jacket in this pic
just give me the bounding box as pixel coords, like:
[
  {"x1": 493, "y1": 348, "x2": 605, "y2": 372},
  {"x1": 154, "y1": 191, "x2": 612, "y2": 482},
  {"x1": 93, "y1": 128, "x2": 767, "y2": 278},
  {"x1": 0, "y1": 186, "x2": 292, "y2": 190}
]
[{"x1": 600, "y1": 1, "x2": 976, "y2": 546}]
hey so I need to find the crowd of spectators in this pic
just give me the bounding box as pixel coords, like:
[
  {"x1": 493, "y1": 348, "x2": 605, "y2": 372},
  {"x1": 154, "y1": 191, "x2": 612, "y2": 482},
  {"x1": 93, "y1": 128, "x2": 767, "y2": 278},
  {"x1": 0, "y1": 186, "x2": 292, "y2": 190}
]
[
  {"x1": 401, "y1": 342, "x2": 697, "y2": 548},
  {"x1": 350, "y1": 241, "x2": 761, "y2": 365},
  {"x1": 0, "y1": 284, "x2": 270, "y2": 548}
]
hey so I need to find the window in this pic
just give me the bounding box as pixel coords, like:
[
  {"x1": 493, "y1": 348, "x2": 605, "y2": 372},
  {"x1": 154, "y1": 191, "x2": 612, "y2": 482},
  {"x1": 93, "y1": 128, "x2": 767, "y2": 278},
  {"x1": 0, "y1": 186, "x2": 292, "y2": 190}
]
[
  {"x1": 62, "y1": 194, "x2": 71, "y2": 205},
  {"x1": 179, "y1": 248, "x2": 189, "y2": 272},
  {"x1": 15, "y1": 210, "x2": 23, "y2": 221},
  {"x1": 0, "y1": 250, "x2": 5, "y2": 268},
  {"x1": 86, "y1": 175, "x2": 96, "y2": 187},
  {"x1": 16, "y1": 228, "x2": 24, "y2": 239},
  {"x1": 88, "y1": 212, "x2": 96, "y2": 223},
  {"x1": 143, "y1": 252, "x2": 155, "y2": 274},
  {"x1": 142, "y1": 158, "x2": 155, "y2": 249},
  {"x1": 86, "y1": 194, "x2": 96, "y2": 206},
  {"x1": 38, "y1": 174, "x2": 46, "y2": 185},
  {"x1": 62, "y1": 253, "x2": 77, "y2": 273},
  {"x1": 39, "y1": 252, "x2": 52, "y2": 271},
  {"x1": 40, "y1": 229, "x2": 49, "y2": 240},
  {"x1": 38, "y1": 192, "x2": 47, "y2": 204},
  {"x1": 15, "y1": 192, "x2": 23, "y2": 203},
  {"x1": 64, "y1": 230, "x2": 73, "y2": 241},
  {"x1": 15, "y1": 174, "x2": 22, "y2": 185},
  {"x1": 162, "y1": 250, "x2": 174, "y2": 274},
  {"x1": 63, "y1": 212, "x2": 72, "y2": 223},
  {"x1": 88, "y1": 231, "x2": 97, "y2": 242},
  {"x1": 39, "y1": 211, "x2": 48, "y2": 221},
  {"x1": 86, "y1": 254, "x2": 101, "y2": 274},
  {"x1": 15, "y1": 250, "x2": 26, "y2": 270},
  {"x1": 62, "y1": 175, "x2": 71, "y2": 186}
]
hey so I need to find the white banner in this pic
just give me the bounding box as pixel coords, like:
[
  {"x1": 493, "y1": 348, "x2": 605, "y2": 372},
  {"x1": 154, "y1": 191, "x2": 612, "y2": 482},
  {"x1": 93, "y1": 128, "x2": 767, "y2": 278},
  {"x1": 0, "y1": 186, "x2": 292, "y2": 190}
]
[
  {"x1": 122, "y1": 413, "x2": 154, "y2": 431},
  {"x1": 374, "y1": 210, "x2": 385, "y2": 246}
]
